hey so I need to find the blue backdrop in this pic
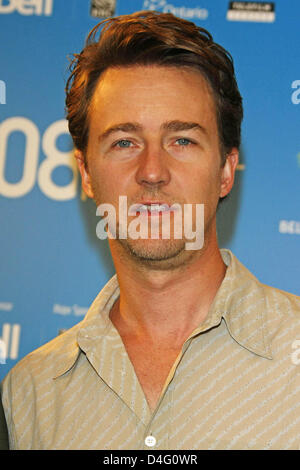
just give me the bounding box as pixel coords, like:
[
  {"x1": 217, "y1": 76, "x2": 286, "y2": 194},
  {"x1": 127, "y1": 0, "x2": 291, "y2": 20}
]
[{"x1": 0, "y1": 0, "x2": 299, "y2": 380}]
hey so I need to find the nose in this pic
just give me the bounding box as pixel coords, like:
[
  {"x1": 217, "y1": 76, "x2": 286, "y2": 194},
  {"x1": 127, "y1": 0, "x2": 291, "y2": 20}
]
[{"x1": 135, "y1": 145, "x2": 171, "y2": 190}]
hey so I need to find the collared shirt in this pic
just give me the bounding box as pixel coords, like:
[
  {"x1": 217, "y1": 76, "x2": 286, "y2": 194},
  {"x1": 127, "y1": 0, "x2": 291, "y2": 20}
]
[{"x1": 1, "y1": 249, "x2": 300, "y2": 450}]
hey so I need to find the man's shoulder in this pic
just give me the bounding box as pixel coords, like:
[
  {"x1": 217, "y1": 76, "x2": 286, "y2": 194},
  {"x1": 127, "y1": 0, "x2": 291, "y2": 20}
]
[
  {"x1": 262, "y1": 281, "x2": 300, "y2": 311},
  {"x1": 259, "y1": 281, "x2": 300, "y2": 336},
  {"x1": 222, "y1": 250, "x2": 300, "y2": 359},
  {"x1": 2, "y1": 274, "x2": 119, "y2": 389},
  {"x1": 223, "y1": 249, "x2": 300, "y2": 333},
  {"x1": 225, "y1": 249, "x2": 300, "y2": 315},
  {"x1": 2, "y1": 320, "x2": 82, "y2": 388}
]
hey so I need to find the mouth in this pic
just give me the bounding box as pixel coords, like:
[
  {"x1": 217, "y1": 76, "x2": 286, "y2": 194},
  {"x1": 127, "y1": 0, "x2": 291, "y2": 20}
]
[{"x1": 128, "y1": 202, "x2": 178, "y2": 216}]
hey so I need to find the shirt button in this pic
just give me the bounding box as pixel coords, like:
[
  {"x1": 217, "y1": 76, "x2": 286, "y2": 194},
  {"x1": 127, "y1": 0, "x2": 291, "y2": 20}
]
[{"x1": 145, "y1": 435, "x2": 156, "y2": 447}]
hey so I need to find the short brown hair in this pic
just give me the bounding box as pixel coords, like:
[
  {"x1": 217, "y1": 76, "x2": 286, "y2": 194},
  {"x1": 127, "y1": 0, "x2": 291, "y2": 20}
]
[{"x1": 65, "y1": 10, "x2": 243, "y2": 166}]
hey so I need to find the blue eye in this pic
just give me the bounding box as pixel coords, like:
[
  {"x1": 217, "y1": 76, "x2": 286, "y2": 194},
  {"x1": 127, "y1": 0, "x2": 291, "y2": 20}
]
[
  {"x1": 115, "y1": 139, "x2": 132, "y2": 148},
  {"x1": 176, "y1": 138, "x2": 191, "y2": 146}
]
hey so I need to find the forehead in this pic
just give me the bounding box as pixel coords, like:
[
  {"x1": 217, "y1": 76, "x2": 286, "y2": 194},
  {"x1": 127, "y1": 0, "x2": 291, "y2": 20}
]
[{"x1": 89, "y1": 65, "x2": 217, "y2": 130}]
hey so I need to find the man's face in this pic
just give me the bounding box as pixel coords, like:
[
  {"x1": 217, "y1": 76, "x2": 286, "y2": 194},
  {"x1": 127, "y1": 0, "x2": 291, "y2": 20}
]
[{"x1": 77, "y1": 65, "x2": 237, "y2": 268}]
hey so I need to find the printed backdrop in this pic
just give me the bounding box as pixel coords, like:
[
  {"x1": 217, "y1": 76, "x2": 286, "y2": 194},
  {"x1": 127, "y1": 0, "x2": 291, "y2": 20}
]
[{"x1": 0, "y1": 0, "x2": 299, "y2": 380}]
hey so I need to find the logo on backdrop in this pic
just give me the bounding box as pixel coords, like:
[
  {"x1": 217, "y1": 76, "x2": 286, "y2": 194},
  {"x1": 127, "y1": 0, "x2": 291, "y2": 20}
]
[
  {"x1": 143, "y1": 0, "x2": 208, "y2": 20},
  {"x1": 0, "y1": 0, "x2": 53, "y2": 16},
  {"x1": 0, "y1": 80, "x2": 5, "y2": 104},
  {"x1": 0, "y1": 118, "x2": 80, "y2": 201},
  {"x1": 226, "y1": 2, "x2": 275, "y2": 23},
  {"x1": 0, "y1": 323, "x2": 21, "y2": 364},
  {"x1": 53, "y1": 304, "x2": 88, "y2": 317},
  {"x1": 0, "y1": 302, "x2": 13, "y2": 312},
  {"x1": 279, "y1": 220, "x2": 300, "y2": 235},
  {"x1": 291, "y1": 80, "x2": 300, "y2": 104},
  {"x1": 90, "y1": 0, "x2": 116, "y2": 18}
]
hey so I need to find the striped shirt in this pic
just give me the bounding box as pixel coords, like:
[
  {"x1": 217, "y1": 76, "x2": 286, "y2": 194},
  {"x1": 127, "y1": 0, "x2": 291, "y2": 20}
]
[{"x1": 1, "y1": 249, "x2": 300, "y2": 450}]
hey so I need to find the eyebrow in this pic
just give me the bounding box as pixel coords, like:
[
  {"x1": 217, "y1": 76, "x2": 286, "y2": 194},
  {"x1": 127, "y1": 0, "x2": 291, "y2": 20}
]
[
  {"x1": 162, "y1": 120, "x2": 207, "y2": 135},
  {"x1": 99, "y1": 123, "x2": 143, "y2": 141},
  {"x1": 98, "y1": 120, "x2": 207, "y2": 141}
]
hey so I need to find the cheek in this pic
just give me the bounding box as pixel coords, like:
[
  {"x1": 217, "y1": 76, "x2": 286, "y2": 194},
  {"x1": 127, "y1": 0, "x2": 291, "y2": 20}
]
[
  {"x1": 88, "y1": 165, "x2": 109, "y2": 204},
  {"x1": 89, "y1": 163, "x2": 130, "y2": 205},
  {"x1": 185, "y1": 164, "x2": 221, "y2": 198}
]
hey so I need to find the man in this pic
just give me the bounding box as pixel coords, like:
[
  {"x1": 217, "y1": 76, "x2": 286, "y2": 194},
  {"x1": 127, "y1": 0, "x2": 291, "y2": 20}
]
[{"x1": 1, "y1": 11, "x2": 300, "y2": 450}]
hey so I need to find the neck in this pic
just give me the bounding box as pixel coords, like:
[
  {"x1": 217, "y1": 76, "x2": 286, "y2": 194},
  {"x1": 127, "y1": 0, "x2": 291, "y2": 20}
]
[{"x1": 109, "y1": 233, "x2": 226, "y2": 347}]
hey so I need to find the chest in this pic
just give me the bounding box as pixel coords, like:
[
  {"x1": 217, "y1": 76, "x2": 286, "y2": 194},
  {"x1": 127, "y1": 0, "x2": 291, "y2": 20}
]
[{"x1": 122, "y1": 339, "x2": 183, "y2": 412}]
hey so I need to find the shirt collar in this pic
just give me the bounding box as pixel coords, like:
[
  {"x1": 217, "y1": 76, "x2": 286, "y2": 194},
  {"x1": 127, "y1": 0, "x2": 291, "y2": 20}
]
[
  {"x1": 52, "y1": 275, "x2": 120, "y2": 379},
  {"x1": 211, "y1": 249, "x2": 273, "y2": 359},
  {"x1": 53, "y1": 249, "x2": 272, "y2": 378}
]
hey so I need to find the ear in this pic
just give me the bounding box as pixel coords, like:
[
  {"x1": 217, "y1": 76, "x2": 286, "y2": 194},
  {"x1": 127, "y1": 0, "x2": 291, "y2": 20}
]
[
  {"x1": 219, "y1": 148, "x2": 239, "y2": 198},
  {"x1": 74, "y1": 150, "x2": 94, "y2": 199}
]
